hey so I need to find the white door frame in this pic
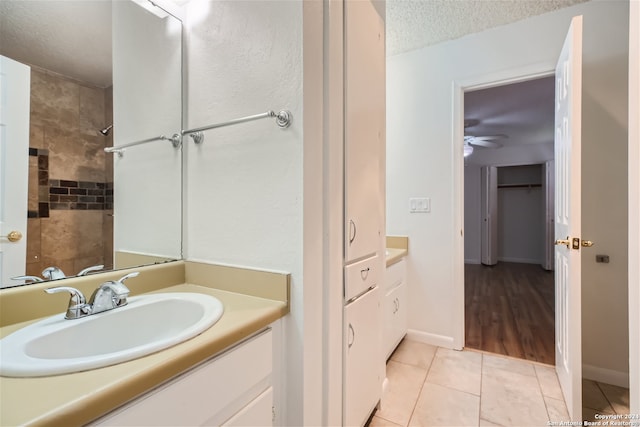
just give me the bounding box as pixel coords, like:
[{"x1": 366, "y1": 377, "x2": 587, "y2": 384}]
[
  {"x1": 627, "y1": 0, "x2": 639, "y2": 415},
  {"x1": 452, "y1": 63, "x2": 556, "y2": 350}
]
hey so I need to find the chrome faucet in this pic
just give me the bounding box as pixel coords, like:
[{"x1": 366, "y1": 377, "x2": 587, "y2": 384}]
[
  {"x1": 42, "y1": 266, "x2": 66, "y2": 280},
  {"x1": 45, "y1": 272, "x2": 139, "y2": 320}
]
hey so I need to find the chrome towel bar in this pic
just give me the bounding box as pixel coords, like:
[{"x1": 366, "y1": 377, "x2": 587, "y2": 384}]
[
  {"x1": 183, "y1": 110, "x2": 292, "y2": 144},
  {"x1": 104, "y1": 110, "x2": 292, "y2": 155},
  {"x1": 104, "y1": 134, "x2": 181, "y2": 157}
]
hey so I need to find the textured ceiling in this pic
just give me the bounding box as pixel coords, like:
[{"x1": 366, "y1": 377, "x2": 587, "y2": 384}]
[
  {"x1": 0, "y1": 0, "x2": 112, "y2": 87},
  {"x1": 387, "y1": 0, "x2": 589, "y2": 55}
]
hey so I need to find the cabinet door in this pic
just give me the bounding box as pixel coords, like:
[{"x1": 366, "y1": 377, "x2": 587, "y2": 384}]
[
  {"x1": 344, "y1": 287, "x2": 382, "y2": 426},
  {"x1": 222, "y1": 387, "x2": 273, "y2": 427},
  {"x1": 92, "y1": 330, "x2": 272, "y2": 426},
  {"x1": 383, "y1": 283, "x2": 407, "y2": 360},
  {"x1": 344, "y1": 0, "x2": 385, "y2": 263}
]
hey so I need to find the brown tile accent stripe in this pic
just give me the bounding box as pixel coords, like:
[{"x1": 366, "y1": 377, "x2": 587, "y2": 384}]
[
  {"x1": 49, "y1": 179, "x2": 113, "y2": 211},
  {"x1": 28, "y1": 147, "x2": 113, "y2": 215}
]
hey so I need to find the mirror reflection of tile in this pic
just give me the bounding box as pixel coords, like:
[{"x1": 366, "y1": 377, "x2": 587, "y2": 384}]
[{"x1": 25, "y1": 67, "x2": 114, "y2": 277}]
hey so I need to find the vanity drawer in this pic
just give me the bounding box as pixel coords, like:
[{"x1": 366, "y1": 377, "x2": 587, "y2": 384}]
[{"x1": 344, "y1": 255, "x2": 379, "y2": 302}]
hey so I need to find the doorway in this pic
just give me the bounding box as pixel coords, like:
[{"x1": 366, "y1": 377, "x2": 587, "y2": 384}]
[{"x1": 462, "y1": 76, "x2": 556, "y2": 365}]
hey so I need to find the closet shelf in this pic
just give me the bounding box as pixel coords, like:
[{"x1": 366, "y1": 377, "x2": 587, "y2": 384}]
[{"x1": 497, "y1": 183, "x2": 542, "y2": 189}]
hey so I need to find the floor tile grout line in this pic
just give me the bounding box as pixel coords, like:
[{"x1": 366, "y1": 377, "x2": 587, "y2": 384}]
[
  {"x1": 595, "y1": 381, "x2": 620, "y2": 415},
  {"x1": 403, "y1": 348, "x2": 438, "y2": 426},
  {"x1": 535, "y1": 361, "x2": 554, "y2": 422}
]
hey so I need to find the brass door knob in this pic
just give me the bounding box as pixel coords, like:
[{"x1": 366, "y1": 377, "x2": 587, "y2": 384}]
[
  {"x1": 581, "y1": 240, "x2": 595, "y2": 247},
  {"x1": 555, "y1": 237, "x2": 571, "y2": 248},
  {"x1": 2, "y1": 231, "x2": 23, "y2": 243}
]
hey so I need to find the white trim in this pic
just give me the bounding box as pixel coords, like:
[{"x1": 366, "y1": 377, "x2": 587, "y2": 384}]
[
  {"x1": 628, "y1": 0, "x2": 640, "y2": 415},
  {"x1": 583, "y1": 364, "x2": 630, "y2": 389},
  {"x1": 406, "y1": 329, "x2": 456, "y2": 350},
  {"x1": 302, "y1": 1, "x2": 325, "y2": 425},
  {"x1": 453, "y1": 63, "x2": 556, "y2": 350},
  {"x1": 323, "y1": 0, "x2": 345, "y2": 424}
]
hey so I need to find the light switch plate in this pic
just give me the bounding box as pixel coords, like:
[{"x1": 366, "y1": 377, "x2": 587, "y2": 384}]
[{"x1": 409, "y1": 197, "x2": 430, "y2": 213}]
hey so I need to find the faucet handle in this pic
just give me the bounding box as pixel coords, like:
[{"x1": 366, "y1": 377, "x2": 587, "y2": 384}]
[
  {"x1": 45, "y1": 286, "x2": 89, "y2": 319},
  {"x1": 11, "y1": 275, "x2": 44, "y2": 283},
  {"x1": 117, "y1": 272, "x2": 139, "y2": 284},
  {"x1": 77, "y1": 264, "x2": 104, "y2": 276}
]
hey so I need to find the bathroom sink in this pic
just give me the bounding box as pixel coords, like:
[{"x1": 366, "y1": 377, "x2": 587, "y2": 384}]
[{"x1": 0, "y1": 292, "x2": 224, "y2": 377}]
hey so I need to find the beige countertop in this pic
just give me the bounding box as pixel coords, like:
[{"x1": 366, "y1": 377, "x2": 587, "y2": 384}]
[
  {"x1": 386, "y1": 248, "x2": 408, "y2": 267},
  {"x1": 386, "y1": 235, "x2": 409, "y2": 267},
  {"x1": 0, "y1": 262, "x2": 289, "y2": 427}
]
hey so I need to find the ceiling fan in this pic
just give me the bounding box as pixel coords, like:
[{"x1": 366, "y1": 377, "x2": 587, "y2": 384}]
[{"x1": 463, "y1": 120, "x2": 506, "y2": 157}]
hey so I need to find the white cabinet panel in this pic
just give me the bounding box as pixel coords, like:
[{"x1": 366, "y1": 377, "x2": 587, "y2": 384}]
[
  {"x1": 222, "y1": 387, "x2": 273, "y2": 427},
  {"x1": 384, "y1": 283, "x2": 407, "y2": 360},
  {"x1": 344, "y1": 0, "x2": 385, "y2": 263},
  {"x1": 344, "y1": 255, "x2": 379, "y2": 302},
  {"x1": 344, "y1": 287, "x2": 382, "y2": 427},
  {"x1": 383, "y1": 259, "x2": 407, "y2": 359},
  {"x1": 92, "y1": 330, "x2": 272, "y2": 426}
]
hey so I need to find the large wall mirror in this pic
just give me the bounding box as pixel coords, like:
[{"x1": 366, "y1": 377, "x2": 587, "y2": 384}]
[{"x1": 0, "y1": 0, "x2": 183, "y2": 288}]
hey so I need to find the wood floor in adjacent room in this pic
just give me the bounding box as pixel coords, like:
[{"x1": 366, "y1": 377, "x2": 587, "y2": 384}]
[{"x1": 464, "y1": 262, "x2": 555, "y2": 365}]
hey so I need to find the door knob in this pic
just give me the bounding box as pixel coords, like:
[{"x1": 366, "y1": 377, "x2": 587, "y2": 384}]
[
  {"x1": 555, "y1": 237, "x2": 571, "y2": 248},
  {"x1": 1, "y1": 231, "x2": 22, "y2": 242},
  {"x1": 581, "y1": 240, "x2": 595, "y2": 248}
]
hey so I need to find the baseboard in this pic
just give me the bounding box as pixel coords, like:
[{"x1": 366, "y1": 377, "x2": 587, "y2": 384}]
[
  {"x1": 465, "y1": 259, "x2": 481, "y2": 264},
  {"x1": 583, "y1": 364, "x2": 630, "y2": 388},
  {"x1": 497, "y1": 257, "x2": 542, "y2": 265},
  {"x1": 406, "y1": 329, "x2": 456, "y2": 349}
]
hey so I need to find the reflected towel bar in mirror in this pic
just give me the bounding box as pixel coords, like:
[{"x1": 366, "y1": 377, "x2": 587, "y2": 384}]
[
  {"x1": 183, "y1": 110, "x2": 292, "y2": 144},
  {"x1": 104, "y1": 134, "x2": 182, "y2": 157}
]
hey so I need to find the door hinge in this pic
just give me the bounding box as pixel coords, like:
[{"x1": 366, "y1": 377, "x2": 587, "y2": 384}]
[{"x1": 272, "y1": 406, "x2": 276, "y2": 422}]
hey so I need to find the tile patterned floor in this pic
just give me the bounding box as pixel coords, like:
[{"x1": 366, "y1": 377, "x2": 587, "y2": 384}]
[
  {"x1": 369, "y1": 339, "x2": 569, "y2": 427},
  {"x1": 369, "y1": 339, "x2": 631, "y2": 426}
]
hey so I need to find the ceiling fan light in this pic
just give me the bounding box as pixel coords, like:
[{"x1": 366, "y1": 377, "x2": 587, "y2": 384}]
[{"x1": 464, "y1": 143, "x2": 474, "y2": 157}]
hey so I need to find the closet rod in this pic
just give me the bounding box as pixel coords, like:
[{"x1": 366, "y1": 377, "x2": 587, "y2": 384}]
[{"x1": 183, "y1": 110, "x2": 292, "y2": 144}]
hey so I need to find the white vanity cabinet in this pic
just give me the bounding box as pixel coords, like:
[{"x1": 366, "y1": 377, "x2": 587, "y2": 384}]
[
  {"x1": 91, "y1": 329, "x2": 273, "y2": 427},
  {"x1": 383, "y1": 259, "x2": 407, "y2": 360}
]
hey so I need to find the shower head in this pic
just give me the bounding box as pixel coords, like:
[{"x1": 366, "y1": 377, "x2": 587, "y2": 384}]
[{"x1": 99, "y1": 125, "x2": 113, "y2": 136}]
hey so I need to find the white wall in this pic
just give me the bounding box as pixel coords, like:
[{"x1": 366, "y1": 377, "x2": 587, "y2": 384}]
[
  {"x1": 112, "y1": 1, "x2": 182, "y2": 260},
  {"x1": 387, "y1": 0, "x2": 629, "y2": 378},
  {"x1": 183, "y1": 2, "x2": 308, "y2": 425}
]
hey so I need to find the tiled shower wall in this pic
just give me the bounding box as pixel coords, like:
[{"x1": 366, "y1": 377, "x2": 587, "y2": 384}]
[{"x1": 26, "y1": 67, "x2": 114, "y2": 278}]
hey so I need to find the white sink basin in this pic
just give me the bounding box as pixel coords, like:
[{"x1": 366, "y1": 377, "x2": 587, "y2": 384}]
[{"x1": 0, "y1": 292, "x2": 224, "y2": 377}]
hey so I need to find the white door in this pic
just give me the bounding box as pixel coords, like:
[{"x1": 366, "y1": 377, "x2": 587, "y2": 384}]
[
  {"x1": 554, "y1": 16, "x2": 583, "y2": 421},
  {"x1": 481, "y1": 166, "x2": 498, "y2": 265},
  {"x1": 0, "y1": 56, "x2": 30, "y2": 286}
]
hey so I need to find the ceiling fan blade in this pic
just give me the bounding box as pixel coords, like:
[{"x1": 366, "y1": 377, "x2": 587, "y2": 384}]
[
  {"x1": 465, "y1": 134, "x2": 507, "y2": 141},
  {"x1": 471, "y1": 139, "x2": 502, "y2": 148}
]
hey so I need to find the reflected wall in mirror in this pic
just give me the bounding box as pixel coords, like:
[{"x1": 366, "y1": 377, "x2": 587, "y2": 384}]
[{"x1": 0, "y1": 0, "x2": 183, "y2": 288}]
